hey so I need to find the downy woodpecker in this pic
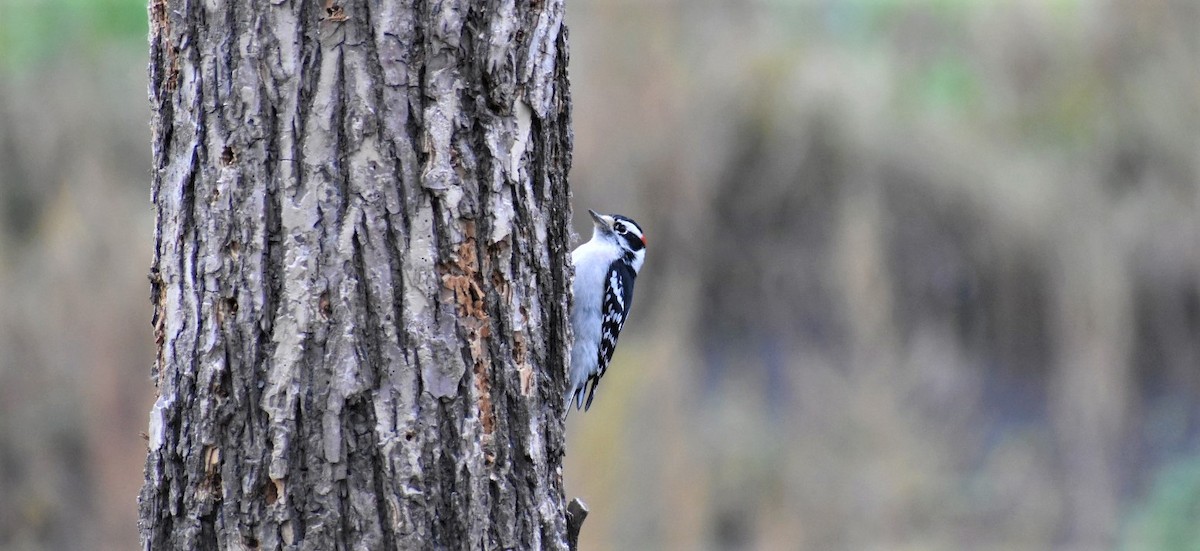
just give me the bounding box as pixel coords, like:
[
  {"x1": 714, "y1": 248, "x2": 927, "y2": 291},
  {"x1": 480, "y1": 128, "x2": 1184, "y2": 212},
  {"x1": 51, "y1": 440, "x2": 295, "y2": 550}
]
[{"x1": 568, "y1": 209, "x2": 647, "y2": 411}]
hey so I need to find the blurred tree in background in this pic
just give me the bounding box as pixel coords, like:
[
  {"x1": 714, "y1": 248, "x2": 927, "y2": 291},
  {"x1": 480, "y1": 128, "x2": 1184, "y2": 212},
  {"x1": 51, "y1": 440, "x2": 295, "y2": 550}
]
[{"x1": 1, "y1": 0, "x2": 1197, "y2": 550}]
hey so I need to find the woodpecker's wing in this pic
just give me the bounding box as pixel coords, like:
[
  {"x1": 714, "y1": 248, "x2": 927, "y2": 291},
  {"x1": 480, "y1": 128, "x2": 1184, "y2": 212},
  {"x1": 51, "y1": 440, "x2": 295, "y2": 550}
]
[{"x1": 583, "y1": 262, "x2": 637, "y2": 410}]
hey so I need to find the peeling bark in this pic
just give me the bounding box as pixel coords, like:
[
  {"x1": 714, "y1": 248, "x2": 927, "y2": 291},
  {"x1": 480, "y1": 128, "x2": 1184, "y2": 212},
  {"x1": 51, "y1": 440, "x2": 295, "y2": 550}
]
[{"x1": 139, "y1": 1, "x2": 574, "y2": 549}]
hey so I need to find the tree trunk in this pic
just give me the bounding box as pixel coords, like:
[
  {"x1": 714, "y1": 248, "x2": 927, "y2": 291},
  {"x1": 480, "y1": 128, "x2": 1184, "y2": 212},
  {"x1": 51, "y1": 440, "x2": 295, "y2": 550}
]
[{"x1": 139, "y1": 0, "x2": 574, "y2": 549}]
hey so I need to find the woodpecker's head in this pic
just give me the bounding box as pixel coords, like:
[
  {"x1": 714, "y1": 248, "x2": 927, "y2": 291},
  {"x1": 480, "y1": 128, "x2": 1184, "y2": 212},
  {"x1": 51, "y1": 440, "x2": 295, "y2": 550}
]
[{"x1": 589, "y1": 209, "x2": 647, "y2": 271}]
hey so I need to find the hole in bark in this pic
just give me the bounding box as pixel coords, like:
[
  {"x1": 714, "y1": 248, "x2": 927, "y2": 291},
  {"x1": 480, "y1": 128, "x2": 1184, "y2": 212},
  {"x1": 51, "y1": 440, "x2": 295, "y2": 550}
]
[
  {"x1": 324, "y1": 3, "x2": 347, "y2": 21},
  {"x1": 319, "y1": 291, "x2": 332, "y2": 320},
  {"x1": 213, "y1": 369, "x2": 230, "y2": 398},
  {"x1": 263, "y1": 479, "x2": 279, "y2": 505}
]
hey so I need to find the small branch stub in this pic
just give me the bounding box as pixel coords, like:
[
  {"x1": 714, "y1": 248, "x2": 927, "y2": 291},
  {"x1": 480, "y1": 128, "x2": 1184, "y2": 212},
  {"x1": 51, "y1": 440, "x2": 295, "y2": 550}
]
[{"x1": 566, "y1": 498, "x2": 589, "y2": 550}]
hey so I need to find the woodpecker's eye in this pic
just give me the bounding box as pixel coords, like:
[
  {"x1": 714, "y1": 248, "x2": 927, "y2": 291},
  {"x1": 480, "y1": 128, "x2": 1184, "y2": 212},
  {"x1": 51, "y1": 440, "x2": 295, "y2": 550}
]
[{"x1": 614, "y1": 223, "x2": 626, "y2": 234}]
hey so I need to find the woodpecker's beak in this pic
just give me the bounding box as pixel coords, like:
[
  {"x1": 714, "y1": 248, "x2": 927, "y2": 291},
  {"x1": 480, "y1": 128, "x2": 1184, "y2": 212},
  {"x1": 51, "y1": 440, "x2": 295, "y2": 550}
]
[{"x1": 588, "y1": 209, "x2": 612, "y2": 230}]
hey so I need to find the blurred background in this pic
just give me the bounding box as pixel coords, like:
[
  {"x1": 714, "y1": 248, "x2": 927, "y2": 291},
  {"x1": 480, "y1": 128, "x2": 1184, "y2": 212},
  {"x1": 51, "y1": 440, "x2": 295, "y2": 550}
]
[{"x1": 0, "y1": 0, "x2": 1196, "y2": 549}]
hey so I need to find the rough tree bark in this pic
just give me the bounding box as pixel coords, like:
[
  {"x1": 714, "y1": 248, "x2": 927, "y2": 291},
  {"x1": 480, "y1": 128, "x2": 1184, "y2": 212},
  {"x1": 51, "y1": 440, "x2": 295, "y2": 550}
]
[{"x1": 139, "y1": 0, "x2": 575, "y2": 549}]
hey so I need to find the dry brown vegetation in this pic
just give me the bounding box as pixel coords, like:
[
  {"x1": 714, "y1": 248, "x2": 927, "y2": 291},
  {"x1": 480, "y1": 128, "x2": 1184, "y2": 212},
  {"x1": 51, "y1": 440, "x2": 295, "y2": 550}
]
[{"x1": 0, "y1": 1, "x2": 1196, "y2": 549}]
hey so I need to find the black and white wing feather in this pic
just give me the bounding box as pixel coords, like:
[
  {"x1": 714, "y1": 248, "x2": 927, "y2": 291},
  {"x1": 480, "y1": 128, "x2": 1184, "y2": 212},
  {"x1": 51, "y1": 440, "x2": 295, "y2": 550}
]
[{"x1": 581, "y1": 262, "x2": 637, "y2": 410}]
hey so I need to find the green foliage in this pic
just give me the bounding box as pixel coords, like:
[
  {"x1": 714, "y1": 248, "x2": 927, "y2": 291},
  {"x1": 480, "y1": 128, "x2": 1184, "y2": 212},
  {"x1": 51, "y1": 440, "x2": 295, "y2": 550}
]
[
  {"x1": 0, "y1": 0, "x2": 146, "y2": 72},
  {"x1": 1121, "y1": 456, "x2": 1200, "y2": 551},
  {"x1": 901, "y1": 55, "x2": 981, "y2": 114}
]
